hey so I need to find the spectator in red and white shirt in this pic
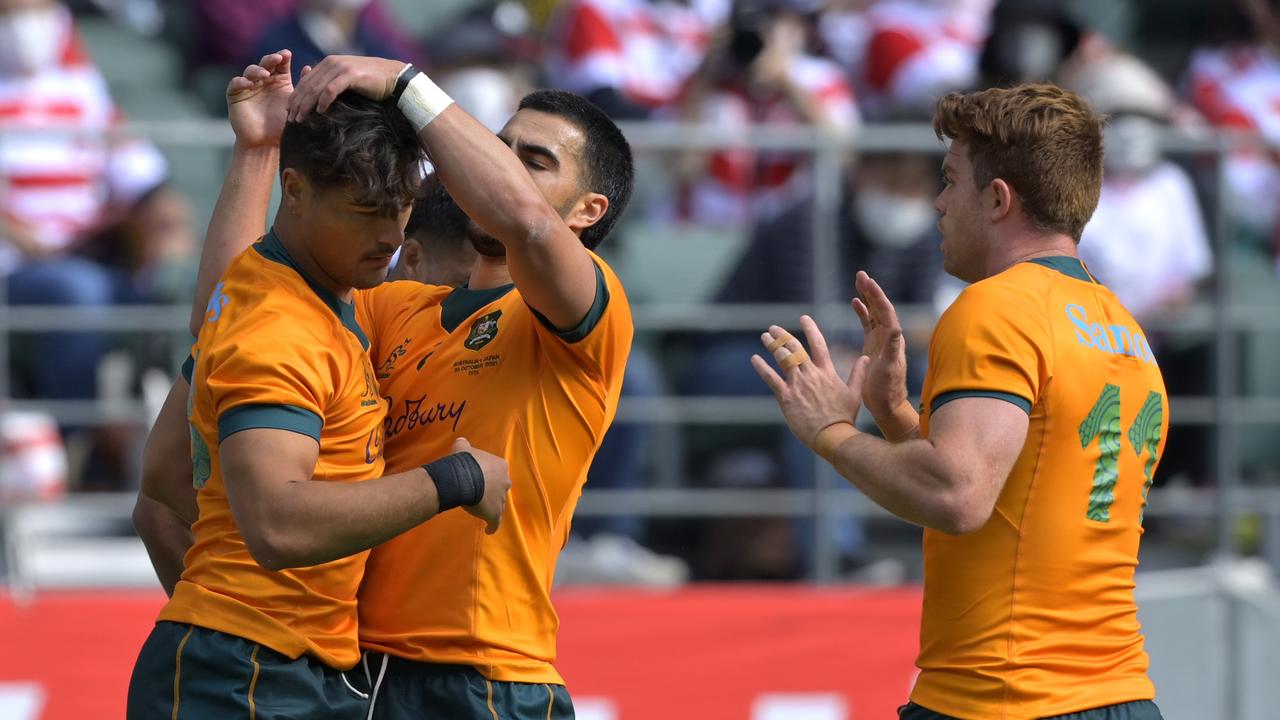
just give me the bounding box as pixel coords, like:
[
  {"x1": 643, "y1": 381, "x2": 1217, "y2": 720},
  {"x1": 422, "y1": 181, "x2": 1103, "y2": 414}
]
[
  {"x1": 667, "y1": 4, "x2": 860, "y2": 226},
  {"x1": 542, "y1": 0, "x2": 731, "y2": 118},
  {"x1": 1185, "y1": 0, "x2": 1280, "y2": 252},
  {"x1": 0, "y1": 0, "x2": 191, "y2": 408},
  {"x1": 820, "y1": 0, "x2": 992, "y2": 119}
]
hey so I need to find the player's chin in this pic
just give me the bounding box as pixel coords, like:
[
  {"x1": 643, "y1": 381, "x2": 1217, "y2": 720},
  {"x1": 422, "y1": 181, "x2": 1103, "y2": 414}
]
[
  {"x1": 940, "y1": 254, "x2": 959, "y2": 280},
  {"x1": 466, "y1": 221, "x2": 506, "y2": 258},
  {"x1": 469, "y1": 234, "x2": 506, "y2": 258},
  {"x1": 351, "y1": 263, "x2": 393, "y2": 289}
]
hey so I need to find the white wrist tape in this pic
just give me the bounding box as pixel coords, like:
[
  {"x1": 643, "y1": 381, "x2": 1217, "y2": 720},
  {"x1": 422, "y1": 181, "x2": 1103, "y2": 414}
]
[{"x1": 397, "y1": 71, "x2": 454, "y2": 132}]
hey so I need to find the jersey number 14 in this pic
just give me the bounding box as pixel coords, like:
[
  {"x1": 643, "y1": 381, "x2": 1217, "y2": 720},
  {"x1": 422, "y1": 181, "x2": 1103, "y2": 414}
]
[{"x1": 1078, "y1": 384, "x2": 1165, "y2": 524}]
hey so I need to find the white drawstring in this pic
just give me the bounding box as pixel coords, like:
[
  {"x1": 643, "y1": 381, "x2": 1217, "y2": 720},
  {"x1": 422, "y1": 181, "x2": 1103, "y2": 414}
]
[
  {"x1": 341, "y1": 670, "x2": 369, "y2": 700},
  {"x1": 364, "y1": 652, "x2": 389, "y2": 720}
]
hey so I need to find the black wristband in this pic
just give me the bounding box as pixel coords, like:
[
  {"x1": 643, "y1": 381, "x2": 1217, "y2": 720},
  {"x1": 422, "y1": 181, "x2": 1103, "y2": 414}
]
[
  {"x1": 424, "y1": 452, "x2": 484, "y2": 511},
  {"x1": 392, "y1": 65, "x2": 422, "y2": 104}
]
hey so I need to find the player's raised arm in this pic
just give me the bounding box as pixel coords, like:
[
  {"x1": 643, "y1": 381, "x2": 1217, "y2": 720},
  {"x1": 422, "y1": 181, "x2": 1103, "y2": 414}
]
[
  {"x1": 220, "y1": 433, "x2": 509, "y2": 570},
  {"x1": 289, "y1": 56, "x2": 599, "y2": 331},
  {"x1": 139, "y1": 53, "x2": 296, "y2": 591},
  {"x1": 752, "y1": 316, "x2": 1027, "y2": 534},
  {"x1": 189, "y1": 51, "x2": 295, "y2": 336}
]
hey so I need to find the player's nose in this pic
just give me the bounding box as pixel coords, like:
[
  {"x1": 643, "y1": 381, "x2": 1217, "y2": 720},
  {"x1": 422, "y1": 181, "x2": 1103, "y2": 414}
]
[{"x1": 374, "y1": 229, "x2": 403, "y2": 254}]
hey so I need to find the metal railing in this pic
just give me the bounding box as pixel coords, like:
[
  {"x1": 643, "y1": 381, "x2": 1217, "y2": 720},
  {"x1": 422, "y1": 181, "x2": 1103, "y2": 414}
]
[{"x1": 2, "y1": 121, "x2": 1280, "y2": 583}]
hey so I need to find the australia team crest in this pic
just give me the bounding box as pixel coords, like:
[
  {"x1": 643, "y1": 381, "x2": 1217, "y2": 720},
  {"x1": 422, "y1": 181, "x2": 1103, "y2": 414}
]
[{"x1": 465, "y1": 310, "x2": 502, "y2": 351}]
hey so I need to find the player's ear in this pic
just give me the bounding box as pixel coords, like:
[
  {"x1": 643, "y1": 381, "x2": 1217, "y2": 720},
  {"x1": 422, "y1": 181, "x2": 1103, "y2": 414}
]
[
  {"x1": 988, "y1": 178, "x2": 1014, "y2": 223},
  {"x1": 281, "y1": 168, "x2": 309, "y2": 216},
  {"x1": 565, "y1": 192, "x2": 608, "y2": 235},
  {"x1": 400, "y1": 237, "x2": 423, "y2": 276}
]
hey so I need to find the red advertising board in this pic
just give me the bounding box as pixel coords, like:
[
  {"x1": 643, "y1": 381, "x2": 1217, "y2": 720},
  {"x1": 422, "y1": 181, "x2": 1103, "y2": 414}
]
[{"x1": 0, "y1": 586, "x2": 922, "y2": 719}]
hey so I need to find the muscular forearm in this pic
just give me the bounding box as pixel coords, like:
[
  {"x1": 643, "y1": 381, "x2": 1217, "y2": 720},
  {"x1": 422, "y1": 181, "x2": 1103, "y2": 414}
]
[
  {"x1": 869, "y1": 399, "x2": 922, "y2": 444},
  {"x1": 827, "y1": 433, "x2": 973, "y2": 534},
  {"x1": 245, "y1": 467, "x2": 444, "y2": 571},
  {"x1": 133, "y1": 494, "x2": 194, "y2": 596},
  {"x1": 190, "y1": 144, "x2": 278, "y2": 335},
  {"x1": 413, "y1": 101, "x2": 596, "y2": 327},
  {"x1": 417, "y1": 105, "x2": 558, "y2": 250}
]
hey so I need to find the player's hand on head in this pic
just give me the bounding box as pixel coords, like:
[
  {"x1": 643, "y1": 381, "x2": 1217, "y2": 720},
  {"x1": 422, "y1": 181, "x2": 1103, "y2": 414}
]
[
  {"x1": 852, "y1": 271, "x2": 909, "y2": 418},
  {"x1": 226, "y1": 49, "x2": 294, "y2": 149},
  {"x1": 752, "y1": 316, "x2": 866, "y2": 449},
  {"x1": 288, "y1": 55, "x2": 406, "y2": 122},
  {"x1": 451, "y1": 437, "x2": 510, "y2": 535}
]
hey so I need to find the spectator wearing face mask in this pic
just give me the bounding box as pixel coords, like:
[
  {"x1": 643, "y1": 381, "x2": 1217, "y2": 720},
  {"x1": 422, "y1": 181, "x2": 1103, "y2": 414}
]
[
  {"x1": 843, "y1": 151, "x2": 943, "y2": 322},
  {"x1": 713, "y1": 148, "x2": 941, "y2": 316},
  {"x1": 0, "y1": 0, "x2": 172, "y2": 274},
  {"x1": 712, "y1": 147, "x2": 942, "y2": 393},
  {"x1": 1068, "y1": 53, "x2": 1212, "y2": 322},
  {"x1": 0, "y1": 0, "x2": 194, "y2": 489},
  {"x1": 978, "y1": 0, "x2": 1084, "y2": 86},
  {"x1": 667, "y1": 147, "x2": 939, "y2": 581}
]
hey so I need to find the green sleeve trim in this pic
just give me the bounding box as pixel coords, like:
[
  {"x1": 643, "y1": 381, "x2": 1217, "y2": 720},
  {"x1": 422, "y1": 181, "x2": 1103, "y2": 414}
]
[
  {"x1": 218, "y1": 403, "x2": 323, "y2": 443},
  {"x1": 930, "y1": 390, "x2": 1032, "y2": 415},
  {"x1": 181, "y1": 354, "x2": 194, "y2": 383},
  {"x1": 530, "y1": 261, "x2": 610, "y2": 343}
]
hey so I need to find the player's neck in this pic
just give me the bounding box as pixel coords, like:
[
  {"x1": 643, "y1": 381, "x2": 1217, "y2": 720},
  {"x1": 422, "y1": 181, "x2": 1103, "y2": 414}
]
[
  {"x1": 987, "y1": 232, "x2": 1079, "y2": 278},
  {"x1": 272, "y1": 221, "x2": 355, "y2": 302},
  {"x1": 467, "y1": 255, "x2": 512, "y2": 290}
]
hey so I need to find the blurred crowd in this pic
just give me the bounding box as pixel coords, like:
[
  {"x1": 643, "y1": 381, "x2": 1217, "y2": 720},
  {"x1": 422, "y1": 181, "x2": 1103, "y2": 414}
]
[{"x1": 3, "y1": 0, "x2": 1280, "y2": 580}]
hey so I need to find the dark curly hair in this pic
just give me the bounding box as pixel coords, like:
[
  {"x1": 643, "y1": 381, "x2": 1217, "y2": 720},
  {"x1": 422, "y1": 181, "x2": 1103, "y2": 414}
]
[{"x1": 279, "y1": 92, "x2": 424, "y2": 216}]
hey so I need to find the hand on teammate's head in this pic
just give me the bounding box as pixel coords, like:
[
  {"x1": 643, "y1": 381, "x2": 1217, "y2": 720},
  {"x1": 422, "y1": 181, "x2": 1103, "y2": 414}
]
[{"x1": 288, "y1": 54, "x2": 406, "y2": 122}]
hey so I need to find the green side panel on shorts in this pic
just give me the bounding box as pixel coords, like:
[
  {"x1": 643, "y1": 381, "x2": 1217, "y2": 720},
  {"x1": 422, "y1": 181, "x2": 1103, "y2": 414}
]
[
  {"x1": 1042, "y1": 699, "x2": 1164, "y2": 720},
  {"x1": 899, "y1": 703, "x2": 958, "y2": 720},
  {"x1": 366, "y1": 657, "x2": 574, "y2": 720},
  {"x1": 127, "y1": 622, "x2": 368, "y2": 720},
  {"x1": 899, "y1": 700, "x2": 1162, "y2": 720}
]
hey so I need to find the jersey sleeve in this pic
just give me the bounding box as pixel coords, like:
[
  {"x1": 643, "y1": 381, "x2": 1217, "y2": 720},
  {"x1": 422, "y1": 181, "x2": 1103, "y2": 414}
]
[
  {"x1": 528, "y1": 253, "x2": 634, "y2": 380},
  {"x1": 200, "y1": 329, "x2": 330, "y2": 445},
  {"x1": 923, "y1": 280, "x2": 1051, "y2": 415}
]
